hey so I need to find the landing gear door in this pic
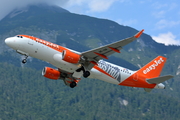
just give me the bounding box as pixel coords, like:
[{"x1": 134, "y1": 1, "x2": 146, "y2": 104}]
[{"x1": 72, "y1": 71, "x2": 83, "y2": 78}]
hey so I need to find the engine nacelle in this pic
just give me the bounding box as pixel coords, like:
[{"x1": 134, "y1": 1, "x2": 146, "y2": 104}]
[
  {"x1": 62, "y1": 50, "x2": 81, "y2": 64},
  {"x1": 42, "y1": 67, "x2": 60, "y2": 80},
  {"x1": 154, "y1": 83, "x2": 165, "y2": 89}
]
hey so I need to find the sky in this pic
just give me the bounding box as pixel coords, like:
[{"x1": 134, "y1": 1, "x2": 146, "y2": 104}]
[{"x1": 0, "y1": 0, "x2": 180, "y2": 46}]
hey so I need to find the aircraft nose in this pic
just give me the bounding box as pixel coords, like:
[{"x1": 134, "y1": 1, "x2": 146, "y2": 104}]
[
  {"x1": 5, "y1": 38, "x2": 11, "y2": 44},
  {"x1": 5, "y1": 37, "x2": 21, "y2": 50},
  {"x1": 5, "y1": 37, "x2": 13, "y2": 47}
]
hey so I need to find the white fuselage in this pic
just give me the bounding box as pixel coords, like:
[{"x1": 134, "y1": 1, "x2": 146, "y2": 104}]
[
  {"x1": 5, "y1": 36, "x2": 135, "y2": 85},
  {"x1": 5, "y1": 30, "x2": 169, "y2": 91}
]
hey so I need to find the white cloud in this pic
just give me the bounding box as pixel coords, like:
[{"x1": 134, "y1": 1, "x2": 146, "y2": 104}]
[
  {"x1": 168, "y1": 3, "x2": 178, "y2": 11},
  {"x1": 0, "y1": 0, "x2": 120, "y2": 20},
  {"x1": 151, "y1": 2, "x2": 178, "y2": 19},
  {"x1": 155, "y1": 19, "x2": 180, "y2": 29},
  {"x1": 152, "y1": 2, "x2": 168, "y2": 10},
  {"x1": 0, "y1": 0, "x2": 67, "y2": 20},
  {"x1": 152, "y1": 10, "x2": 166, "y2": 18},
  {"x1": 152, "y1": 32, "x2": 180, "y2": 46},
  {"x1": 116, "y1": 19, "x2": 137, "y2": 26},
  {"x1": 64, "y1": 0, "x2": 85, "y2": 6},
  {"x1": 65, "y1": 0, "x2": 118, "y2": 13},
  {"x1": 88, "y1": 0, "x2": 118, "y2": 12}
]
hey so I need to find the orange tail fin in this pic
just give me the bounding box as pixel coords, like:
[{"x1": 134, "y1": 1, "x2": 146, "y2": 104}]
[{"x1": 136, "y1": 56, "x2": 167, "y2": 79}]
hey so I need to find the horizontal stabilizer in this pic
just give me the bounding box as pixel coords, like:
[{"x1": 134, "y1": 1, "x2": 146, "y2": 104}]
[{"x1": 147, "y1": 75, "x2": 173, "y2": 84}]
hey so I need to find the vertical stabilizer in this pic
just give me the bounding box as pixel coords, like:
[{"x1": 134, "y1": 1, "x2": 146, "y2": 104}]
[{"x1": 136, "y1": 56, "x2": 166, "y2": 79}]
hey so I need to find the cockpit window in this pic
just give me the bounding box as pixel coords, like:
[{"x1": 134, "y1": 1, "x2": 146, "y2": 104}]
[{"x1": 16, "y1": 35, "x2": 23, "y2": 38}]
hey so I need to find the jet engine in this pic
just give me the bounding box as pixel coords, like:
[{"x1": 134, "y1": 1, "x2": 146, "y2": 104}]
[
  {"x1": 62, "y1": 50, "x2": 81, "y2": 64},
  {"x1": 42, "y1": 67, "x2": 60, "y2": 80}
]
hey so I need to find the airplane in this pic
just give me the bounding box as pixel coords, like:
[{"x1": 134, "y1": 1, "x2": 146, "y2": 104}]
[{"x1": 5, "y1": 29, "x2": 173, "y2": 92}]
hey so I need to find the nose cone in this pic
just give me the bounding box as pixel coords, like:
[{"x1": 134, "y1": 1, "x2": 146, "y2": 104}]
[
  {"x1": 5, "y1": 37, "x2": 14, "y2": 48},
  {"x1": 5, "y1": 38, "x2": 11, "y2": 45},
  {"x1": 5, "y1": 37, "x2": 18, "y2": 50}
]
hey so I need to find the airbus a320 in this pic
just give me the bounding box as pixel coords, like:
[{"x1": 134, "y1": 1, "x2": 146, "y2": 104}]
[{"x1": 5, "y1": 29, "x2": 173, "y2": 92}]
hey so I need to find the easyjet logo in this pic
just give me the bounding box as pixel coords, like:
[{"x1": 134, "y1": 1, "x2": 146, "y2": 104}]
[
  {"x1": 36, "y1": 38, "x2": 59, "y2": 48},
  {"x1": 143, "y1": 57, "x2": 164, "y2": 74}
]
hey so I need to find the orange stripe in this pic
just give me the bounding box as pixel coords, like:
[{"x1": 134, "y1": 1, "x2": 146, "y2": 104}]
[
  {"x1": 20, "y1": 35, "x2": 68, "y2": 53},
  {"x1": 93, "y1": 66, "x2": 115, "y2": 79}
]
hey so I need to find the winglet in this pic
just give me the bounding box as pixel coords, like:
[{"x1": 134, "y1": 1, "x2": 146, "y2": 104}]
[{"x1": 134, "y1": 29, "x2": 144, "y2": 38}]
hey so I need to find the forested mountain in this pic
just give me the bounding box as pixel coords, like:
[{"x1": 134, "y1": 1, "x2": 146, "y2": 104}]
[{"x1": 0, "y1": 4, "x2": 180, "y2": 120}]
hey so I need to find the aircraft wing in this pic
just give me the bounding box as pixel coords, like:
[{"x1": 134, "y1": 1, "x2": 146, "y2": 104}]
[{"x1": 81, "y1": 29, "x2": 144, "y2": 69}]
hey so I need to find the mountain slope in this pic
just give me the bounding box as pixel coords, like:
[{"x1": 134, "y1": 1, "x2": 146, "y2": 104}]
[{"x1": 0, "y1": 63, "x2": 180, "y2": 120}]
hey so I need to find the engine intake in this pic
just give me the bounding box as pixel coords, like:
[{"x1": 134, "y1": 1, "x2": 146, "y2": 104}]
[
  {"x1": 42, "y1": 67, "x2": 60, "y2": 80},
  {"x1": 62, "y1": 50, "x2": 81, "y2": 64}
]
